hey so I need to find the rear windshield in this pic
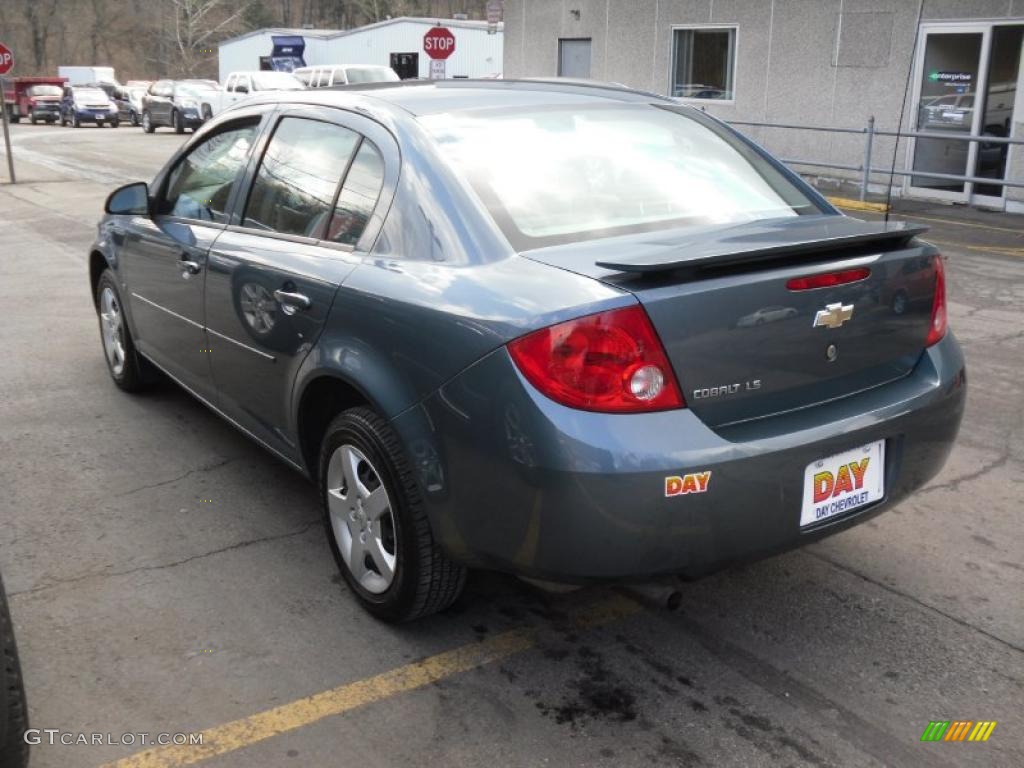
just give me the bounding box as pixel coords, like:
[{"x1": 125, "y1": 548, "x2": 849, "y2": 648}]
[
  {"x1": 421, "y1": 104, "x2": 821, "y2": 248},
  {"x1": 345, "y1": 67, "x2": 399, "y2": 84}
]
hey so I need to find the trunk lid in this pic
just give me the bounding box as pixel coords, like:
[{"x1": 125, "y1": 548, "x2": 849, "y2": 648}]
[{"x1": 523, "y1": 216, "x2": 938, "y2": 428}]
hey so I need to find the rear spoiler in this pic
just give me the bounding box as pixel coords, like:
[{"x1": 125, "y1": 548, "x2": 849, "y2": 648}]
[{"x1": 594, "y1": 218, "x2": 929, "y2": 274}]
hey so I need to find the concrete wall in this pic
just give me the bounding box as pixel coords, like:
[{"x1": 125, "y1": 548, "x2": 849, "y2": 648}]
[{"x1": 503, "y1": 0, "x2": 1024, "y2": 207}]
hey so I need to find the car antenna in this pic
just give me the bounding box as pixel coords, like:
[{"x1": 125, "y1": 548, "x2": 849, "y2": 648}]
[{"x1": 884, "y1": 0, "x2": 925, "y2": 225}]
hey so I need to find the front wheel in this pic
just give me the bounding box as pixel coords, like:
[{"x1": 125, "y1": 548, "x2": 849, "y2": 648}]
[
  {"x1": 172, "y1": 109, "x2": 184, "y2": 134},
  {"x1": 95, "y1": 270, "x2": 153, "y2": 392},
  {"x1": 142, "y1": 110, "x2": 154, "y2": 133},
  {"x1": 110, "y1": 117, "x2": 119, "y2": 128},
  {"x1": 30, "y1": 116, "x2": 37, "y2": 125},
  {"x1": 130, "y1": 110, "x2": 139, "y2": 127},
  {"x1": 71, "y1": 113, "x2": 81, "y2": 128},
  {"x1": 320, "y1": 407, "x2": 466, "y2": 622}
]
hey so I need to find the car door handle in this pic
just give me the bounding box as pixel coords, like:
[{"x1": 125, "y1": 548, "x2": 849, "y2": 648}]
[
  {"x1": 180, "y1": 259, "x2": 202, "y2": 276},
  {"x1": 274, "y1": 289, "x2": 311, "y2": 313}
]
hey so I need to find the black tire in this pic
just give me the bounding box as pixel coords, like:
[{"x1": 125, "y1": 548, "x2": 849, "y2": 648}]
[
  {"x1": 72, "y1": 113, "x2": 81, "y2": 128},
  {"x1": 110, "y1": 117, "x2": 120, "y2": 128},
  {"x1": 9, "y1": 112, "x2": 19, "y2": 124},
  {"x1": 172, "y1": 109, "x2": 184, "y2": 134},
  {"x1": 0, "y1": 571, "x2": 29, "y2": 768},
  {"x1": 142, "y1": 110, "x2": 154, "y2": 133},
  {"x1": 319, "y1": 407, "x2": 466, "y2": 622},
  {"x1": 29, "y1": 116, "x2": 37, "y2": 125},
  {"x1": 130, "y1": 110, "x2": 139, "y2": 127},
  {"x1": 95, "y1": 270, "x2": 155, "y2": 392}
]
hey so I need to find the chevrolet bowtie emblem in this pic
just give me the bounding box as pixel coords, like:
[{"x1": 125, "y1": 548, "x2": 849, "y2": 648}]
[{"x1": 813, "y1": 302, "x2": 854, "y2": 329}]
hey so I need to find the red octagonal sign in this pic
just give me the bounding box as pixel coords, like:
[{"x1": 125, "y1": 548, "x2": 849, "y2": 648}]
[
  {"x1": 423, "y1": 27, "x2": 456, "y2": 60},
  {"x1": 0, "y1": 42, "x2": 14, "y2": 76}
]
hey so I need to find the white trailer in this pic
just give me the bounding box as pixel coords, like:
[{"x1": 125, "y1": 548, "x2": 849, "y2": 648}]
[{"x1": 58, "y1": 66, "x2": 118, "y2": 86}]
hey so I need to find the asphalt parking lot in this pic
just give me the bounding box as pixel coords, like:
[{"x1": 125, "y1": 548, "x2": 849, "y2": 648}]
[{"x1": 1, "y1": 121, "x2": 1022, "y2": 768}]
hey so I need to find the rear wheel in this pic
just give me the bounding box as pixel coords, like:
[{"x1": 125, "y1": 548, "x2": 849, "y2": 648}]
[
  {"x1": 142, "y1": 110, "x2": 154, "y2": 133},
  {"x1": 130, "y1": 110, "x2": 139, "y2": 127},
  {"x1": 320, "y1": 407, "x2": 465, "y2": 622},
  {"x1": 96, "y1": 270, "x2": 153, "y2": 392}
]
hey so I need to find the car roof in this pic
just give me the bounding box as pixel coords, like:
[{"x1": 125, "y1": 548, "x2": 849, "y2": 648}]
[{"x1": 246, "y1": 79, "x2": 676, "y2": 118}]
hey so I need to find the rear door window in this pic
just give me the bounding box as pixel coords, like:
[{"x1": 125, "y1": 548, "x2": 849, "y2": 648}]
[
  {"x1": 159, "y1": 121, "x2": 259, "y2": 222},
  {"x1": 242, "y1": 117, "x2": 361, "y2": 237},
  {"x1": 326, "y1": 141, "x2": 385, "y2": 245}
]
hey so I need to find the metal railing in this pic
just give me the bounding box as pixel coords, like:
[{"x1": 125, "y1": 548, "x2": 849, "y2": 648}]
[{"x1": 727, "y1": 116, "x2": 1024, "y2": 201}]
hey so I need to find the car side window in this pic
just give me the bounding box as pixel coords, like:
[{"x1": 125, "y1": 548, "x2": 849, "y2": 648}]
[
  {"x1": 238, "y1": 76, "x2": 251, "y2": 93},
  {"x1": 326, "y1": 140, "x2": 385, "y2": 246},
  {"x1": 242, "y1": 117, "x2": 360, "y2": 237},
  {"x1": 225, "y1": 75, "x2": 236, "y2": 93},
  {"x1": 158, "y1": 121, "x2": 259, "y2": 222}
]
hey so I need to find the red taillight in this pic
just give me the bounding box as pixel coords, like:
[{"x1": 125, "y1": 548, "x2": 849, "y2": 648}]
[
  {"x1": 926, "y1": 255, "x2": 947, "y2": 347},
  {"x1": 786, "y1": 267, "x2": 871, "y2": 291},
  {"x1": 507, "y1": 305, "x2": 685, "y2": 413}
]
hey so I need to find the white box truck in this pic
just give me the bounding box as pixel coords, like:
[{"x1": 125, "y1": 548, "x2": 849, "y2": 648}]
[{"x1": 58, "y1": 66, "x2": 118, "y2": 86}]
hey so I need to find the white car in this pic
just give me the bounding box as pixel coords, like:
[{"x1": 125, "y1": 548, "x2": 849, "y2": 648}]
[
  {"x1": 209, "y1": 71, "x2": 305, "y2": 116},
  {"x1": 293, "y1": 64, "x2": 400, "y2": 88}
]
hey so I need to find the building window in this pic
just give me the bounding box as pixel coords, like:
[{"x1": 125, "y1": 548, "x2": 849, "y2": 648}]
[{"x1": 671, "y1": 27, "x2": 736, "y2": 100}]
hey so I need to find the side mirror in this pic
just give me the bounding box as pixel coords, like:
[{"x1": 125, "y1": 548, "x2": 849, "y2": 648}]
[
  {"x1": 105, "y1": 182, "x2": 150, "y2": 216},
  {"x1": 235, "y1": 84, "x2": 249, "y2": 94}
]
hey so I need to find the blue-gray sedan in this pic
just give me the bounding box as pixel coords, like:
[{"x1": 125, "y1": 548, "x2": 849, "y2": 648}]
[{"x1": 89, "y1": 80, "x2": 965, "y2": 621}]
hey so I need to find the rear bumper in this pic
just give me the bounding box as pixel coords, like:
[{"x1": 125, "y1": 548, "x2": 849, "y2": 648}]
[
  {"x1": 71, "y1": 109, "x2": 116, "y2": 122},
  {"x1": 393, "y1": 332, "x2": 966, "y2": 582}
]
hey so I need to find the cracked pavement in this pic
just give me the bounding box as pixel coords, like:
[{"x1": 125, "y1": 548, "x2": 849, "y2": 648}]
[{"x1": 1, "y1": 123, "x2": 1021, "y2": 768}]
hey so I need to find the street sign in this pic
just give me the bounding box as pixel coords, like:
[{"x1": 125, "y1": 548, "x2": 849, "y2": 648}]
[
  {"x1": 486, "y1": 1, "x2": 504, "y2": 34},
  {"x1": 0, "y1": 42, "x2": 13, "y2": 75},
  {"x1": 0, "y1": 41, "x2": 16, "y2": 183},
  {"x1": 423, "y1": 26, "x2": 456, "y2": 60},
  {"x1": 429, "y1": 59, "x2": 446, "y2": 80}
]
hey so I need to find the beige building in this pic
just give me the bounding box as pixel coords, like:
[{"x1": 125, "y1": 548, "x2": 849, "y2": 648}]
[{"x1": 502, "y1": 1, "x2": 1024, "y2": 212}]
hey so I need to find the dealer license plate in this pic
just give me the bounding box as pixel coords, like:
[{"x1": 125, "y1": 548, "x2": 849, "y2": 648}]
[{"x1": 800, "y1": 441, "x2": 885, "y2": 527}]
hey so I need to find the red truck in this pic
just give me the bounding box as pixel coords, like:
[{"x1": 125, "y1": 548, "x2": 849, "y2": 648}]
[{"x1": 3, "y1": 76, "x2": 68, "y2": 124}]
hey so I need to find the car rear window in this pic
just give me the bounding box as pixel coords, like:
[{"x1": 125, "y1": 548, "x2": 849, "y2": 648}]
[
  {"x1": 344, "y1": 67, "x2": 399, "y2": 84},
  {"x1": 421, "y1": 104, "x2": 822, "y2": 248}
]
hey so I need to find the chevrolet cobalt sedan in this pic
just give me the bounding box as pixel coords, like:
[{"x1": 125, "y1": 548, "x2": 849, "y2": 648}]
[{"x1": 89, "y1": 81, "x2": 965, "y2": 621}]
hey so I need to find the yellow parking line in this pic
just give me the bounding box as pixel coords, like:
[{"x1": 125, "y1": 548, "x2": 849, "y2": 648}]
[
  {"x1": 826, "y1": 196, "x2": 889, "y2": 213},
  {"x1": 924, "y1": 237, "x2": 1024, "y2": 258},
  {"x1": 100, "y1": 593, "x2": 643, "y2": 768}
]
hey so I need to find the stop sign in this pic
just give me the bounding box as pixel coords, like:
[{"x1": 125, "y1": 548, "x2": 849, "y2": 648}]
[
  {"x1": 423, "y1": 27, "x2": 456, "y2": 60},
  {"x1": 0, "y1": 43, "x2": 13, "y2": 76}
]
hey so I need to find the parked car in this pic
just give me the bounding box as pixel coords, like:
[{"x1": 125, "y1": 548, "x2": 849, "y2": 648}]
[
  {"x1": 60, "y1": 84, "x2": 119, "y2": 127},
  {"x1": 89, "y1": 81, "x2": 965, "y2": 622},
  {"x1": 207, "y1": 71, "x2": 305, "y2": 116},
  {"x1": 177, "y1": 80, "x2": 222, "y2": 121},
  {"x1": 294, "y1": 64, "x2": 399, "y2": 87},
  {"x1": 141, "y1": 79, "x2": 211, "y2": 133},
  {"x1": 113, "y1": 85, "x2": 148, "y2": 126},
  {"x1": 0, "y1": 569, "x2": 29, "y2": 768},
  {"x1": 2, "y1": 77, "x2": 67, "y2": 123}
]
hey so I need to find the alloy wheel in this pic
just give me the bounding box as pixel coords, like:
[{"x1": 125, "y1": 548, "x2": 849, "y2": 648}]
[
  {"x1": 99, "y1": 286, "x2": 126, "y2": 376},
  {"x1": 326, "y1": 444, "x2": 397, "y2": 594}
]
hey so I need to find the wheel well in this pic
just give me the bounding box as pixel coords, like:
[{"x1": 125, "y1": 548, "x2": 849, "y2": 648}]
[
  {"x1": 89, "y1": 251, "x2": 108, "y2": 307},
  {"x1": 297, "y1": 376, "x2": 369, "y2": 478}
]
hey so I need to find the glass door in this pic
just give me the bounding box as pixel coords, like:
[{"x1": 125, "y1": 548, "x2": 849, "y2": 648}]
[
  {"x1": 972, "y1": 25, "x2": 1024, "y2": 206},
  {"x1": 907, "y1": 26, "x2": 990, "y2": 203}
]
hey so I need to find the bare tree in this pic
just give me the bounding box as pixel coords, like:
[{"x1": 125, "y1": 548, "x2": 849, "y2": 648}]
[{"x1": 168, "y1": 0, "x2": 252, "y2": 76}]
